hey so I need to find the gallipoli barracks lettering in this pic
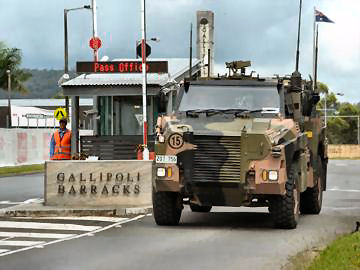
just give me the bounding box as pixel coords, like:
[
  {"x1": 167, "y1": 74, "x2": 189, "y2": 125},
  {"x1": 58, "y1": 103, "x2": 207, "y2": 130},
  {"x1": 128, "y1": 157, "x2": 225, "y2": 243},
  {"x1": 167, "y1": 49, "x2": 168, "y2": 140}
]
[{"x1": 56, "y1": 172, "x2": 141, "y2": 196}]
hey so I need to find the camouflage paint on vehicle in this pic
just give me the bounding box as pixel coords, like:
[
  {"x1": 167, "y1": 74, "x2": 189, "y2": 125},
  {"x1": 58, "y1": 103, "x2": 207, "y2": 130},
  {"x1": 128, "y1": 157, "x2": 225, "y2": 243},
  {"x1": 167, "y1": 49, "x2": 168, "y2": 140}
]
[{"x1": 152, "y1": 61, "x2": 327, "y2": 228}]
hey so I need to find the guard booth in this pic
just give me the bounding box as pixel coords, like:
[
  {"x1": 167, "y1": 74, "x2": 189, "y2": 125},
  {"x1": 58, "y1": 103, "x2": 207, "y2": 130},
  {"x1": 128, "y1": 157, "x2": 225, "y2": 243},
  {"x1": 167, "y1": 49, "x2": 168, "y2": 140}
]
[{"x1": 61, "y1": 58, "x2": 200, "y2": 160}]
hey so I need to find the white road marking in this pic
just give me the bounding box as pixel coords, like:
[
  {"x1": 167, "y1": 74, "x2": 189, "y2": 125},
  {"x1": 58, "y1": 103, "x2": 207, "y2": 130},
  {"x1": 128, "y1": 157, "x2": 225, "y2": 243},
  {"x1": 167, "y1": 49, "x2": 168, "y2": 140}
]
[
  {"x1": 0, "y1": 201, "x2": 19, "y2": 205},
  {"x1": 0, "y1": 249, "x2": 9, "y2": 254},
  {"x1": 334, "y1": 163, "x2": 347, "y2": 166},
  {"x1": 0, "y1": 221, "x2": 101, "y2": 231},
  {"x1": 26, "y1": 216, "x2": 129, "y2": 223},
  {"x1": 0, "y1": 198, "x2": 44, "y2": 205},
  {"x1": 22, "y1": 198, "x2": 43, "y2": 204},
  {"x1": 1, "y1": 237, "x2": 14, "y2": 241},
  {"x1": 327, "y1": 188, "x2": 360, "y2": 193},
  {"x1": 0, "y1": 232, "x2": 75, "y2": 239},
  {"x1": 0, "y1": 240, "x2": 45, "y2": 247},
  {"x1": 324, "y1": 206, "x2": 360, "y2": 210},
  {"x1": 0, "y1": 214, "x2": 146, "y2": 257}
]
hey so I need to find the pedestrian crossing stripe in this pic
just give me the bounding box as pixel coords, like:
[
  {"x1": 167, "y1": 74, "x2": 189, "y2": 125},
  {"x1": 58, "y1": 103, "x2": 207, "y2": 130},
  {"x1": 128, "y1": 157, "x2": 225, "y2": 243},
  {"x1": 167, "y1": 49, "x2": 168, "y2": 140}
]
[
  {"x1": 0, "y1": 221, "x2": 101, "y2": 231},
  {"x1": 54, "y1": 107, "x2": 67, "y2": 121},
  {"x1": 0, "y1": 215, "x2": 145, "y2": 257},
  {"x1": 0, "y1": 215, "x2": 145, "y2": 258},
  {"x1": 0, "y1": 240, "x2": 45, "y2": 247}
]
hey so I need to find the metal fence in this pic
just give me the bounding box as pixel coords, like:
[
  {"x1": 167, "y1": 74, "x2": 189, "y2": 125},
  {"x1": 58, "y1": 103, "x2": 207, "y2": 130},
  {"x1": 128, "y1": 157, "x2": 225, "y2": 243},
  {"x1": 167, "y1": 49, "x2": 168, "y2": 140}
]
[{"x1": 325, "y1": 115, "x2": 360, "y2": 144}]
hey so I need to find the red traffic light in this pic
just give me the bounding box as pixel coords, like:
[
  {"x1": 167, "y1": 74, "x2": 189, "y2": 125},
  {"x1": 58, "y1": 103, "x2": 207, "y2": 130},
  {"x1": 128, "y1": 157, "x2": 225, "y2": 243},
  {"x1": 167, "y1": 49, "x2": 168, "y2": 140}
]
[{"x1": 89, "y1": 37, "x2": 102, "y2": 50}]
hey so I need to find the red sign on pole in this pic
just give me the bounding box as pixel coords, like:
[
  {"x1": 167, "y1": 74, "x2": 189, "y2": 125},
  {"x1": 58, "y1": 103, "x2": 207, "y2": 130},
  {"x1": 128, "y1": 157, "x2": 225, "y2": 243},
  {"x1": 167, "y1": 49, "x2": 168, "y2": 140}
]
[{"x1": 89, "y1": 37, "x2": 102, "y2": 50}]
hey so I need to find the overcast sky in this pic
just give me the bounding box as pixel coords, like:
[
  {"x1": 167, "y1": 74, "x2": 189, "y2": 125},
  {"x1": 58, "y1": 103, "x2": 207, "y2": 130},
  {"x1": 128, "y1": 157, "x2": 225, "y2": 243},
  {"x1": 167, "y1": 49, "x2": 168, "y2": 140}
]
[{"x1": 1, "y1": 0, "x2": 359, "y2": 102}]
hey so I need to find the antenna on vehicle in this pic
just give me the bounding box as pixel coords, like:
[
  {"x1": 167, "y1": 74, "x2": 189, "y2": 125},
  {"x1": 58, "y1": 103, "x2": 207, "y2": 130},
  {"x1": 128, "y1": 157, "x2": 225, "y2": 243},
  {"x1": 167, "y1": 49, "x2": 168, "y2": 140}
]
[
  {"x1": 288, "y1": 0, "x2": 304, "y2": 124},
  {"x1": 207, "y1": 49, "x2": 211, "y2": 79},
  {"x1": 189, "y1": 23, "x2": 193, "y2": 79},
  {"x1": 295, "y1": 0, "x2": 302, "y2": 72}
]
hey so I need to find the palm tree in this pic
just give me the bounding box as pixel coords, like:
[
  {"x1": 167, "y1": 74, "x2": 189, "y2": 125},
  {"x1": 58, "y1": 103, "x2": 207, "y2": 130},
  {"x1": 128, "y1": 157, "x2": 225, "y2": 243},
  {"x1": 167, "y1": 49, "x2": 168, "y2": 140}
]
[
  {"x1": 317, "y1": 82, "x2": 329, "y2": 94},
  {"x1": 0, "y1": 41, "x2": 31, "y2": 94}
]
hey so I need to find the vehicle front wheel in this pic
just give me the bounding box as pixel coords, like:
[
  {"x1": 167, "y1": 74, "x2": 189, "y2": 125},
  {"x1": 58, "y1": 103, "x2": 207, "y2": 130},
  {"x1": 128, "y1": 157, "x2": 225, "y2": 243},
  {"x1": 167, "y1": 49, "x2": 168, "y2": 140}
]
[
  {"x1": 153, "y1": 190, "x2": 182, "y2": 226},
  {"x1": 190, "y1": 204, "x2": 212, "y2": 213},
  {"x1": 270, "y1": 167, "x2": 300, "y2": 229}
]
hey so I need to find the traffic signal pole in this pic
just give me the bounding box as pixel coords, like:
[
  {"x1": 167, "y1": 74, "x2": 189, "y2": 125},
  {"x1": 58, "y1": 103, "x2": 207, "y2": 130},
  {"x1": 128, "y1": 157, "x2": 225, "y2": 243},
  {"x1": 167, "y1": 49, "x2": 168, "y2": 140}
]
[{"x1": 141, "y1": 0, "x2": 149, "y2": 160}]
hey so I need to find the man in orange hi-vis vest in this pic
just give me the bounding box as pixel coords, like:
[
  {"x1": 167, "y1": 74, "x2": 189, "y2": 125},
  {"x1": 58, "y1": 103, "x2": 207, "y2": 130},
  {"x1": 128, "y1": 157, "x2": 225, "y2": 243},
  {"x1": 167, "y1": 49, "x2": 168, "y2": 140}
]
[{"x1": 50, "y1": 117, "x2": 72, "y2": 160}]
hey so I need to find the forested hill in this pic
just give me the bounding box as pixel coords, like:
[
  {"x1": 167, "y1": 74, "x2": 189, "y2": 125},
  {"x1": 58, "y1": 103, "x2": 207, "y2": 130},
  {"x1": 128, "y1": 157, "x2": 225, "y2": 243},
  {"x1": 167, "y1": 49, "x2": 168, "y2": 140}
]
[{"x1": 0, "y1": 69, "x2": 75, "y2": 99}]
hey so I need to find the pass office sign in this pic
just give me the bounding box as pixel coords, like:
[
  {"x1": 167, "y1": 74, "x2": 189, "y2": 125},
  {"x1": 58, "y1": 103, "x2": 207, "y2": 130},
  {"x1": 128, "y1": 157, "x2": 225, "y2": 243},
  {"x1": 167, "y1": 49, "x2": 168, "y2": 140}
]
[{"x1": 76, "y1": 61, "x2": 168, "y2": 74}]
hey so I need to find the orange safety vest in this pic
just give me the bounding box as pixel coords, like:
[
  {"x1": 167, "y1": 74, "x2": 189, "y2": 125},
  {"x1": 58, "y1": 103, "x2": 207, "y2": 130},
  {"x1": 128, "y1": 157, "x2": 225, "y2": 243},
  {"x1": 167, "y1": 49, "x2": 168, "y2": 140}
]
[{"x1": 51, "y1": 130, "x2": 72, "y2": 160}]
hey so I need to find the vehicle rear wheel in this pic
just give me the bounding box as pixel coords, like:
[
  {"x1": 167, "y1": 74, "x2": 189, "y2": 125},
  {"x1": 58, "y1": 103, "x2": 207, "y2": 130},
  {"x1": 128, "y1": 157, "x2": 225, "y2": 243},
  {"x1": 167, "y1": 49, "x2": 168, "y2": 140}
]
[
  {"x1": 300, "y1": 156, "x2": 323, "y2": 214},
  {"x1": 152, "y1": 190, "x2": 182, "y2": 226},
  {"x1": 190, "y1": 204, "x2": 212, "y2": 212},
  {"x1": 270, "y1": 166, "x2": 300, "y2": 229}
]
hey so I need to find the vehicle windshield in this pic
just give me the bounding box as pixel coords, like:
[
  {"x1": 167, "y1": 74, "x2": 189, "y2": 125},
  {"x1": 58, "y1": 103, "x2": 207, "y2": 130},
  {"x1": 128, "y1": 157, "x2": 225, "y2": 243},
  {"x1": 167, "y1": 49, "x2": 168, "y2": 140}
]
[{"x1": 177, "y1": 85, "x2": 280, "y2": 112}]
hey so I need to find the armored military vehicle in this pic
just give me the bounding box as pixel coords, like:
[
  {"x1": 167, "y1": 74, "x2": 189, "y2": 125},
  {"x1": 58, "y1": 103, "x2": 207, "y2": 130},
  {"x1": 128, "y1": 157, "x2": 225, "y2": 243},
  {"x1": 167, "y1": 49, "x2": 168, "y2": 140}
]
[{"x1": 152, "y1": 61, "x2": 327, "y2": 229}]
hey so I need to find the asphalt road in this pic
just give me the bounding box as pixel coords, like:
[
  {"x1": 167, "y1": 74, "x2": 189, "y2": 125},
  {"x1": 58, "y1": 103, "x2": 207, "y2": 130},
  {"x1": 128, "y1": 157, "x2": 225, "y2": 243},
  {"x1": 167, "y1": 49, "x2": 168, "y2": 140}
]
[
  {"x1": 0, "y1": 174, "x2": 43, "y2": 209},
  {"x1": 0, "y1": 160, "x2": 359, "y2": 270}
]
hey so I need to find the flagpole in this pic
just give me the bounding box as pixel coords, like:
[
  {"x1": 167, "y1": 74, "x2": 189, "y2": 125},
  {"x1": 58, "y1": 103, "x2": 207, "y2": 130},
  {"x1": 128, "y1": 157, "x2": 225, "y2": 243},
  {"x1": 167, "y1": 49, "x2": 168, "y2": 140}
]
[
  {"x1": 314, "y1": 24, "x2": 319, "y2": 93},
  {"x1": 313, "y1": 7, "x2": 317, "y2": 91},
  {"x1": 315, "y1": 24, "x2": 326, "y2": 127}
]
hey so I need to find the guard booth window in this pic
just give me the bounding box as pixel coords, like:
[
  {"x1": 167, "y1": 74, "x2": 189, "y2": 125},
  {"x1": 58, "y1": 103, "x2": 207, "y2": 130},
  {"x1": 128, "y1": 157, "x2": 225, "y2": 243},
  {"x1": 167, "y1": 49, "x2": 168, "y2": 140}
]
[{"x1": 98, "y1": 96, "x2": 158, "y2": 136}]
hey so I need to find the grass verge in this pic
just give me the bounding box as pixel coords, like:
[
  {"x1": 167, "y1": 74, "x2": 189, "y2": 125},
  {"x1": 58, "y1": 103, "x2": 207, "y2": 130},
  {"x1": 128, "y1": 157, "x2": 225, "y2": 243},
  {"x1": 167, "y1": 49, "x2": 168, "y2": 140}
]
[
  {"x1": 0, "y1": 164, "x2": 44, "y2": 177},
  {"x1": 307, "y1": 232, "x2": 360, "y2": 270}
]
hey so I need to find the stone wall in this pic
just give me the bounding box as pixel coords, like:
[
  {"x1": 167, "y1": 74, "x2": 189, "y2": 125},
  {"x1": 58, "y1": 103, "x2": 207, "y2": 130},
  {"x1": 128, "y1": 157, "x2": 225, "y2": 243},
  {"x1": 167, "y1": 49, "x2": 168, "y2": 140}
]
[{"x1": 328, "y1": 145, "x2": 360, "y2": 159}]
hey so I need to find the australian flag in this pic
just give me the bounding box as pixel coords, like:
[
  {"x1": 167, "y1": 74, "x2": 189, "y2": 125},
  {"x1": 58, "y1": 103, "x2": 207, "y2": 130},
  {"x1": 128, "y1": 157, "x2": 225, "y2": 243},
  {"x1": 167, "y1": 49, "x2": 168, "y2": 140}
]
[{"x1": 315, "y1": 10, "x2": 334, "y2": 23}]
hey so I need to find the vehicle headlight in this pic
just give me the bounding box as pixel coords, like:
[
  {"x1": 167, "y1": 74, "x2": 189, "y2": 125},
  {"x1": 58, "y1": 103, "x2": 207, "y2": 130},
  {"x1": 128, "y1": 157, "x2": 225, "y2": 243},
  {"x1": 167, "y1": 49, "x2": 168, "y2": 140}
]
[
  {"x1": 158, "y1": 134, "x2": 165, "y2": 143},
  {"x1": 157, "y1": 168, "x2": 166, "y2": 177},
  {"x1": 268, "y1": 170, "x2": 279, "y2": 181}
]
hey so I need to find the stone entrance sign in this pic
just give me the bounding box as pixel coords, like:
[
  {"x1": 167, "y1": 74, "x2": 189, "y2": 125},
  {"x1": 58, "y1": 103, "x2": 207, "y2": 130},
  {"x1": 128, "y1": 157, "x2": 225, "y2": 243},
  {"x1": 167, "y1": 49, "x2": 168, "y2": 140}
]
[{"x1": 45, "y1": 160, "x2": 152, "y2": 207}]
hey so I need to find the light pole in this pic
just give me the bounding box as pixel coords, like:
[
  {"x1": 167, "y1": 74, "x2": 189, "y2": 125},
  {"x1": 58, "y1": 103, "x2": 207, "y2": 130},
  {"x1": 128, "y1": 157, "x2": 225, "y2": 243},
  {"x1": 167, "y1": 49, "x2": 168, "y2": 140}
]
[
  {"x1": 6, "y1": 69, "x2": 11, "y2": 128},
  {"x1": 140, "y1": 0, "x2": 149, "y2": 160},
  {"x1": 135, "y1": 37, "x2": 160, "y2": 59},
  {"x1": 64, "y1": 5, "x2": 92, "y2": 116},
  {"x1": 324, "y1": 92, "x2": 344, "y2": 128}
]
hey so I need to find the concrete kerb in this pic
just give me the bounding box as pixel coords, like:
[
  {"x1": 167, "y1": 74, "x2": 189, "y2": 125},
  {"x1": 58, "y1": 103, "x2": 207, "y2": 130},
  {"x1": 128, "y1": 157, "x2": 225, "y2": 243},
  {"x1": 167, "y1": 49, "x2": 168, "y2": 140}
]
[
  {"x1": 0, "y1": 203, "x2": 153, "y2": 218},
  {"x1": 0, "y1": 171, "x2": 44, "y2": 179}
]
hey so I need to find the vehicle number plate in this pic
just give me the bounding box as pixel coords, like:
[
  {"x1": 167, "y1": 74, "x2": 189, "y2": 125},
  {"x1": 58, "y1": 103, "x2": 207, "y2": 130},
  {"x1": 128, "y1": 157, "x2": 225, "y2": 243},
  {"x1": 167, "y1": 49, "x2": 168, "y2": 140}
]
[{"x1": 155, "y1": 155, "x2": 177, "y2": 164}]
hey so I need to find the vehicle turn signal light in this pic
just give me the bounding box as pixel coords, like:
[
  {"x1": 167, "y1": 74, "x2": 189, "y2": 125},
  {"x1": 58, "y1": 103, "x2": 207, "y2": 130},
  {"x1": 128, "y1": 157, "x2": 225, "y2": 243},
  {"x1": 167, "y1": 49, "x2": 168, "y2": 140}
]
[{"x1": 262, "y1": 170, "x2": 268, "y2": 181}]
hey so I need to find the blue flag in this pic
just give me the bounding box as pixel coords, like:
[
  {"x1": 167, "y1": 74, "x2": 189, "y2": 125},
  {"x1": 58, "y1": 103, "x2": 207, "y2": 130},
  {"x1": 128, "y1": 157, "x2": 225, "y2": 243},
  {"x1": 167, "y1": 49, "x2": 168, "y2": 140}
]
[{"x1": 315, "y1": 10, "x2": 334, "y2": 23}]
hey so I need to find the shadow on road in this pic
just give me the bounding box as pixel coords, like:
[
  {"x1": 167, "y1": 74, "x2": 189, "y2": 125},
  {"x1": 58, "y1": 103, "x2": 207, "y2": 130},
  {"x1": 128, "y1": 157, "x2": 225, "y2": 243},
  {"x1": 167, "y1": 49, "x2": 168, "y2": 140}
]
[{"x1": 179, "y1": 211, "x2": 274, "y2": 230}]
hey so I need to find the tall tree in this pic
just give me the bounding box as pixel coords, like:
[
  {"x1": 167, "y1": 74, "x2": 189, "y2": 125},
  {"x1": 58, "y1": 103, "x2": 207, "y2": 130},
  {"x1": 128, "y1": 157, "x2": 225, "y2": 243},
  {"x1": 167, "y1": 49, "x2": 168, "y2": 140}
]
[
  {"x1": 0, "y1": 41, "x2": 31, "y2": 94},
  {"x1": 317, "y1": 82, "x2": 329, "y2": 94}
]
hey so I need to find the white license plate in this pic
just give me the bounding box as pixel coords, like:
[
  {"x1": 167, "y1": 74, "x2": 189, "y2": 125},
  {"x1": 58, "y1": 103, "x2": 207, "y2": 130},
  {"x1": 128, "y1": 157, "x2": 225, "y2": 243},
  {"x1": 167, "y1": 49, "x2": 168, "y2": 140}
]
[{"x1": 155, "y1": 155, "x2": 177, "y2": 164}]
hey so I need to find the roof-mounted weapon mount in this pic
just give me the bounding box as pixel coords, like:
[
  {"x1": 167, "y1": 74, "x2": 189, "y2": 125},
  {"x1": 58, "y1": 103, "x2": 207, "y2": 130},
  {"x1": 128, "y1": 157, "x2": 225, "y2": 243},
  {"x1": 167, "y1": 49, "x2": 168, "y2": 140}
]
[
  {"x1": 224, "y1": 60, "x2": 264, "y2": 81},
  {"x1": 226, "y1": 61, "x2": 251, "y2": 77}
]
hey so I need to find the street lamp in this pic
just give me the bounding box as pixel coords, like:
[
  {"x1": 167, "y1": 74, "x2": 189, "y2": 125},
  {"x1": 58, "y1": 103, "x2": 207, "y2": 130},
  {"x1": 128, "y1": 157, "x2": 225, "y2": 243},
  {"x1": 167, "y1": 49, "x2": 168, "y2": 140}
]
[
  {"x1": 6, "y1": 69, "x2": 11, "y2": 128},
  {"x1": 64, "y1": 5, "x2": 92, "y2": 116},
  {"x1": 324, "y1": 92, "x2": 344, "y2": 128},
  {"x1": 135, "y1": 37, "x2": 160, "y2": 58}
]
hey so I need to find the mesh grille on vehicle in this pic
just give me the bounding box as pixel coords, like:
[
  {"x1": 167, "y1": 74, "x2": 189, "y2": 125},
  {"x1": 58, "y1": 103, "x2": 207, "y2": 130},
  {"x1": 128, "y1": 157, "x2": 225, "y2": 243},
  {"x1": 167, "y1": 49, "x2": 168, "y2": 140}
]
[{"x1": 192, "y1": 136, "x2": 241, "y2": 182}]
